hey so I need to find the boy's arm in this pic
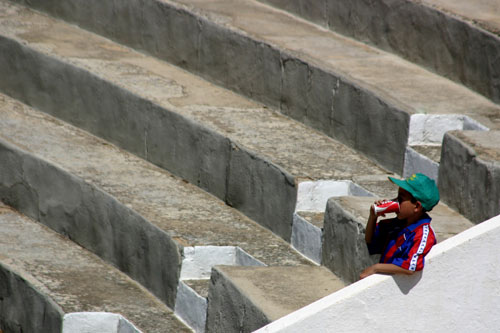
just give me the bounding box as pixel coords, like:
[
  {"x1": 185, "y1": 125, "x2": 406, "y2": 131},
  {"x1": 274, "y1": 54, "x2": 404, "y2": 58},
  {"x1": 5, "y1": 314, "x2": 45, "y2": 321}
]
[{"x1": 360, "y1": 263, "x2": 415, "y2": 279}]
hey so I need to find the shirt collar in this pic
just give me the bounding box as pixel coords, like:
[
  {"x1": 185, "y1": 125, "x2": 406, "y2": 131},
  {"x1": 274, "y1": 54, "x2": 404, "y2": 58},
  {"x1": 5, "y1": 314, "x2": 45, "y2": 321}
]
[{"x1": 406, "y1": 213, "x2": 432, "y2": 232}]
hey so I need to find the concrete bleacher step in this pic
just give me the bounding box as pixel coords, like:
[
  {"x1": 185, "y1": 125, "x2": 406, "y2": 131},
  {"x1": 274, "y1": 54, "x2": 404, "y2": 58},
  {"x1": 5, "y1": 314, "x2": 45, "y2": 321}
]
[
  {"x1": 322, "y1": 196, "x2": 475, "y2": 283},
  {"x1": 10, "y1": 0, "x2": 500, "y2": 176},
  {"x1": 205, "y1": 265, "x2": 345, "y2": 332},
  {"x1": 0, "y1": 201, "x2": 190, "y2": 333},
  {"x1": 403, "y1": 113, "x2": 489, "y2": 181},
  {"x1": 168, "y1": 0, "x2": 500, "y2": 180},
  {"x1": 259, "y1": 0, "x2": 500, "y2": 103},
  {"x1": 0, "y1": 92, "x2": 332, "y2": 331},
  {"x1": 0, "y1": 0, "x2": 391, "y2": 246},
  {"x1": 439, "y1": 130, "x2": 500, "y2": 224}
]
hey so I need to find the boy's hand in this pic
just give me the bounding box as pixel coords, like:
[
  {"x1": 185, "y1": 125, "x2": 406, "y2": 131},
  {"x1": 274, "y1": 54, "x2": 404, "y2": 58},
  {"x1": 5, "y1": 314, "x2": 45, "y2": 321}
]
[
  {"x1": 370, "y1": 199, "x2": 387, "y2": 218},
  {"x1": 360, "y1": 265, "x2": 377, "y2": 279}
]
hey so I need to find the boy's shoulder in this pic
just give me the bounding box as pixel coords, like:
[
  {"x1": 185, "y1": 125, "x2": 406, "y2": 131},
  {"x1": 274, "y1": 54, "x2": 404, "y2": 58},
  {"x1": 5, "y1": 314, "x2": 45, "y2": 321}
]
[{"x1": 406, "y1": 213, "x2": 432, "y2": 231}]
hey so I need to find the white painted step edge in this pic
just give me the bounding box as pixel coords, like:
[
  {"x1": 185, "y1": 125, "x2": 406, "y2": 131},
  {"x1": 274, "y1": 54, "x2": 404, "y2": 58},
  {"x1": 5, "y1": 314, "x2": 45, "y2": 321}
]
[{"x1": 62, "y1": 312, "x2": 140, "y2": 333}]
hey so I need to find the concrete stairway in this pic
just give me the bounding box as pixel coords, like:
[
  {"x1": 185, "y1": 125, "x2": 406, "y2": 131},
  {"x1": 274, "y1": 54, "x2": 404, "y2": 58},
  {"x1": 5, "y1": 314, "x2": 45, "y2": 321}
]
[
  {"x1": 0, "y1": 0, "x2": 391, "y2": 242},
  {"x1": 8, "y1": 0, "x2": 499, "y2": 178},
  {"x1": 0, "y1": 201, "x2": 190, "y2": 332},
  {"x1": 0, "y1": 92, "x2": 334, "y2": 331},
  {"x1": 259, "y1": 0, "x2": 500, "y2": 103},
  {"x1": 0, "y1": 0, "x2": 498, "y2": 331}
]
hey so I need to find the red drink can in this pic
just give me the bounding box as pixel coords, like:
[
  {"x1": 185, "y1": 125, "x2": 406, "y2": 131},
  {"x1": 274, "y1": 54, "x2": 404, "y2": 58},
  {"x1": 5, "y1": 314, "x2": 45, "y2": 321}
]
[{"x1": 373, "y1": 200, "x2": 400, "y2": 216}]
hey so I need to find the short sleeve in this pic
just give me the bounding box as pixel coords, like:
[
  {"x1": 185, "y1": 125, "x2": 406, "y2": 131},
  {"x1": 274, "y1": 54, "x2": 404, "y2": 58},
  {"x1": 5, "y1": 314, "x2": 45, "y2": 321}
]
[{"x1": 392, "y1": 224, "x2": 436, "y2": 271}]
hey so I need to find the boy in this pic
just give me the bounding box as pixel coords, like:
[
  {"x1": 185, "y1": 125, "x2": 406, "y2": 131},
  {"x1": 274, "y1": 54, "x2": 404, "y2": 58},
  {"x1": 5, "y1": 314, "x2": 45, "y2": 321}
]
[{"x1": 360, "y1": 173, "x2": 440, "y2": 279}]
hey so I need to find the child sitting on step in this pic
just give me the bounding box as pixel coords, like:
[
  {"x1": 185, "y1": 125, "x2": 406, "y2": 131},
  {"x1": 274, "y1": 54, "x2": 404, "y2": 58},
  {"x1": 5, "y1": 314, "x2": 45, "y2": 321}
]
[{"x1": 360, "y1": 173, "x2": 440, "y2": 279}]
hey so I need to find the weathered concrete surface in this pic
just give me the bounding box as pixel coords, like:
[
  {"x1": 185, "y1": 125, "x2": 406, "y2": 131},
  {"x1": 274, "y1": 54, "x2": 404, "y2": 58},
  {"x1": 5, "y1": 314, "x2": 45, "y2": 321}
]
[
  {"x1": 0, "y1": 203, "x2": 190, "y2": 333},
  {"x1": 322, "y1": 196, "x2": 475, "y2": 283},
  {"x1": 0, "y1": 1, "x2": 389, "y2": 241},
  {"x1": 0, "y1": 94, "x2": 312, "y2": 308},
  {"x1": 439, "y1": 130, "x2": 500, "y2": 224},
  {"x1": 205, "y1": 265, "x2": 344, "y2": 332},
  {"x1": 0, "y1": 262, "x2": 63, "y2": 333},
  {"x1": 260, "y1": 0, "x2": 500, "y2": 103},
  {"x1": 0, "y1": 136, "x2": 183, "y2": 309},
  {"x1": 9, "y1": 1, "x2": 500, "y2": 175}
]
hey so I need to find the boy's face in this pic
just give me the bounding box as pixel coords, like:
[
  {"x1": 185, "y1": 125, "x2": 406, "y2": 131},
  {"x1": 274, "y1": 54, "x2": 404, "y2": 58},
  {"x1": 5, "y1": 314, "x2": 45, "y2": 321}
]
[{"x1": 396, "y1": 188, "x2": 421, "y2": 220}]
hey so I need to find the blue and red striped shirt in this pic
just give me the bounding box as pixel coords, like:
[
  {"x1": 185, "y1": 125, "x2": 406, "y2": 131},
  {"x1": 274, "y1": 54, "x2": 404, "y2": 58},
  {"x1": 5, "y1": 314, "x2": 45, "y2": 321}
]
[{"x1": 367, "y1": 214, "x2": 436, "y2": 271}]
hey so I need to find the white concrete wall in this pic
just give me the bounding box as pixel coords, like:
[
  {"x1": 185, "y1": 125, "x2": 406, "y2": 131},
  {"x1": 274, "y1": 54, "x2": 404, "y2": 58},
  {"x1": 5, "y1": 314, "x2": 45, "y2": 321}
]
[
  {"x1": 403, "y1": 147, "x2": 439, "y2": 181},
  {"x1": 180, "y1": 246, "x2": 264, "y2": 280},
  {"x1": 408, "y1": 114, "x2": 488, "y2": 145},
  {"x1": 296, "y1": 180, "x2": 372, "y2": 212},
  {"x1": 257, "y1": 214, "x2": 500, "y2": 332},
  {"x1": 62, "y1": 313, "x2": 140, "y2": 333}
]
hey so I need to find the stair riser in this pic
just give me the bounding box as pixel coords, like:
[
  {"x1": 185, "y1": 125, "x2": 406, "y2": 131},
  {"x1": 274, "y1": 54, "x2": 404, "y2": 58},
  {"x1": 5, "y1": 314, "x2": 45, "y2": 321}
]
[
  {"x1": 439, "y1": 132, "x2": 500, "y2": 224},
  {"x1": 206, "y1": 268, "x2": 270, "y2": 333},
  {"x1": 321, "y1": 199, "x2": 378, "y2": 283},
  {"x1": 8, "y1": 0, "x2": 410, "y2": 173},
  {"x1": 0, "y1": 35, "x2": 297, "y2": 241},
  {"x1": 259, "y1": 0, "x2": 500, "y2": 103},
  {"x1": 0, "y1": 262, "x2": 63, "y2": 332},
  {"x1": 0, "y1": 140, "x2": 182, "y2": 308}
]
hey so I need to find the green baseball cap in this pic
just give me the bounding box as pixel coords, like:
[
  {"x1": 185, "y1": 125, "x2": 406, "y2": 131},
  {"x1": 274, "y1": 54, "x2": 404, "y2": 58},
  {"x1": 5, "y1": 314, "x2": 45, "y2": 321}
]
[{"x1": 388, "y1": 173, "x2": 440, "y2": 211}]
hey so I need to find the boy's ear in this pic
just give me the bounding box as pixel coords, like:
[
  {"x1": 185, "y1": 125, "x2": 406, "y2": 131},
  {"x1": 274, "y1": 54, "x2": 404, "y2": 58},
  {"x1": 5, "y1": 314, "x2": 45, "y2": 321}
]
[{"x1": 415, "y1": 201, "x2": 423, "y2": 212}]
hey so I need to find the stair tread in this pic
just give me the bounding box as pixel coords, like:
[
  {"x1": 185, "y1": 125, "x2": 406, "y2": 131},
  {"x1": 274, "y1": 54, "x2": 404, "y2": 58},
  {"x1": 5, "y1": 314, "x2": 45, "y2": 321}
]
[
  {"x1": 421, "y1": 0, "x2": 500, "y2": 34},
  {"x1": 411, "y1": 145, "x2": 442, "y2": 163},
  {"x1": 210, "y1": 265, "x2": 345, "y2": 322},
  {"x1": 183, "y1": 279, "x2": 211, "y2": 299},
  {"x1": 173, "y1": 0, "x2": 500, "y2": 129},
  {"x1": 0, "y1": 202, "x2": 190, "y2": 332},
  {"x1": 453, "y1": 130, "x2": 500, "y2": 161},
  {"x1": 0, "y1": 93, "x2": 308, "y2": 267},
  {"x1": 0, "y1": 0, "x2": 389, "y2": 182}
]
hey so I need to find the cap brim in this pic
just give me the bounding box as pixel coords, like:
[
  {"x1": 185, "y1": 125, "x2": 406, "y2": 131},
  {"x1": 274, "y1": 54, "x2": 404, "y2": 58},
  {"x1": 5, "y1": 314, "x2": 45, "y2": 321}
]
[{"x1": 388, "y1": 176, "x2": 413, "y2": 195}]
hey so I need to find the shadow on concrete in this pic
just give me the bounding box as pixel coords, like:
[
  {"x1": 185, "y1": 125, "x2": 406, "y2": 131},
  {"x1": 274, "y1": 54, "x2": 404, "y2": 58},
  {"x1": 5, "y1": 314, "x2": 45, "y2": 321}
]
[{"x1": 393, "y1": 271, "x2": 423, "y2": 295}]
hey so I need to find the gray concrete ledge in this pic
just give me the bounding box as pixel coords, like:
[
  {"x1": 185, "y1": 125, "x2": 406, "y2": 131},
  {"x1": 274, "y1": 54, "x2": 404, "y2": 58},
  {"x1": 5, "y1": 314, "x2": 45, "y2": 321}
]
[
  {"x1": 0, "y1": 31, "x2": 297, "y2": 241},
  {"x1": 205, "y1": 265, "x2": 344, "y2": 332},
  {"x1": 7, "y1": 0, "x2": 413, "y2": 173},
  {"x1": 439, "y1": 130, "x2": 500, "y2": 224},
  {"x1": 0, "y1": 16, "x2": 308, "y2": 241},
  {"x1": 259, "y1": 0, "x2": 500, "y2": 103},
  {"x1": 0, "y1": 202, "x2": 190, "y2": 332},
  {"x1": 322, "y1": 196, "x2": 474, "y2": 283},
  {"x1": 322, "y1": 197, "x2": 379, "y2": 283},
  {"x1": 0, "y1": 89, "x2": 311, "y2": 307},
  {"x1": 0, "y1": 139, "x2": 182, "y2": 309},
  {"x1": 0, "y1": 262, "x2": 63, "y2": 332}
]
